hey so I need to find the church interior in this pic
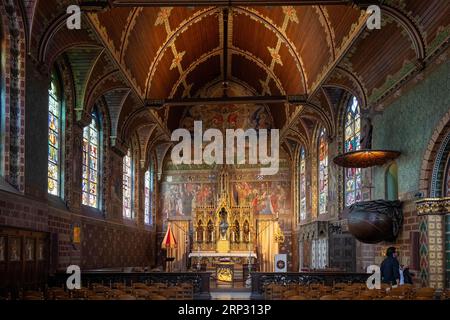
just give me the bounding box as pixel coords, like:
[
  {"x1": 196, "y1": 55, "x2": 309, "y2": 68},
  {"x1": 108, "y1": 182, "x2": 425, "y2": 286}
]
[{"x1": 0, "y1": 0, "x2": 449, "y2": 301}]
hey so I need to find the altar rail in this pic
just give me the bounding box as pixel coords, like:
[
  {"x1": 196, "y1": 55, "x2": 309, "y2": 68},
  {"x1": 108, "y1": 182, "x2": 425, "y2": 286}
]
[
  {"x1": 48, "y1": 271, "x2": 212, "y2": 300},
  {"x1": 250, "y1": 272, "x2": 370, "y2": 300}
]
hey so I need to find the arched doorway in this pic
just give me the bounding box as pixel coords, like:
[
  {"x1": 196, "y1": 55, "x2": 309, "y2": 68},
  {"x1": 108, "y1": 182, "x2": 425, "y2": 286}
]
[
  {"x1": 430, "y1": 129, "x2": 450, "y2": 289},
  {"x1": 417, "y1": 113, "x2": 450, "y2": 289}
]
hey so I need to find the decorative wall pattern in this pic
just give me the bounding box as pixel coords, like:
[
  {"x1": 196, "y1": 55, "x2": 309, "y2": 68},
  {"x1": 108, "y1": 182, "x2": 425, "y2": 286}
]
[
  {"x1": 0, "y1": 0, "x2": 26, "y2": 191},
  {"x1": 426, "y1": 214, "x2": 445, "y2": 289},
  {"x1": 373, "y1": 59, "x2": 450, "y2": 198},
  {"x1": 80, "y1": 222, "x2": 153, "y2": 269}
]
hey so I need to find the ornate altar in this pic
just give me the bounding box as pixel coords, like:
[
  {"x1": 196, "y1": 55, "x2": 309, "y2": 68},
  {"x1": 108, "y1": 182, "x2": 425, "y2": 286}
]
[
  {"x1": 190, "y1": 166, "x2": 257, "y2": 266},
  {"x1": 216, "y1": 262, "x2": 234, "y2": 282}
]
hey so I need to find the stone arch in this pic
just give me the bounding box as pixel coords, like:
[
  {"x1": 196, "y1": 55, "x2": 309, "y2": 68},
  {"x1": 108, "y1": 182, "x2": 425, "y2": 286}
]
[{"x1": 419, "y1": 109, "x2": 450, "y2": 197}]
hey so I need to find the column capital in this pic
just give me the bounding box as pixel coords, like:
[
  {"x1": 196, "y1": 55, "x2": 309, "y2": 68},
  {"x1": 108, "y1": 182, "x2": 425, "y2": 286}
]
[{"x1": 416, "y1": 197, "x2": 450, "y2": 216}]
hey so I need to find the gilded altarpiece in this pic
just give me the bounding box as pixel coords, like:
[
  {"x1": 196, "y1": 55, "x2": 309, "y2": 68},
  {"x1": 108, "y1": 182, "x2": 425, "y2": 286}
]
[
  {"x1": 160, "y1": 101, "x2": 292, "y2": 271},
  {"x1": 160, "y1": 158, "x2": 292, "y2": 271}
]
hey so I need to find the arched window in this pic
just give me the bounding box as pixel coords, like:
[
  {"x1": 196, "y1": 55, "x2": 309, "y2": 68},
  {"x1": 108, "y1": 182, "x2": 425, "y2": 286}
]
[
  {"x1": 48, "y1": 72, "x2": 62, "y2": 196},
  {"x1": 318, "y1": 128, "x2": 328, "y2": 215},
  {"x1": 299, "y1": 147, "x2": 307, "y2": 222},
  {"x1": 344, "y1": 96, "x2": 362, "y2": 206},
  {"x1": 82, "y1": 115, "x2": 100, "y2": 208},
  {"x1": 144, "y1": 156, "x2": 155, "y2": 225},
  {"x1": 123, "y1": 149, "x2": 133, "y2": 219},
  {"x1": 385, "y1": 162, "x2": 398, "y2": 201}
]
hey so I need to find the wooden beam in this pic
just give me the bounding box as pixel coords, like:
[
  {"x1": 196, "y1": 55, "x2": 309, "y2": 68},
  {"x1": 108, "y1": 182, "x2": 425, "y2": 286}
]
[
  {"x1": 108, "y1": 0, "x2": 353, "y2": 7},
  {"x1": 145, "y1": 95, "x2": 307, "y2": 107}
]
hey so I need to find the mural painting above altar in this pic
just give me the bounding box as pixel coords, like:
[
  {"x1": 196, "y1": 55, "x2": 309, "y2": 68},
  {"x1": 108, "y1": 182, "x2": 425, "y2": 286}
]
[
  {"x1": 161, "y1": 182, "x2": 217, "y2": 218},
  {"x1": 181, "y1": 104, "x2": 273, "y2": 133},
  {"x1": 232, "y1": 181, "x2": 290, "y2": 216}
]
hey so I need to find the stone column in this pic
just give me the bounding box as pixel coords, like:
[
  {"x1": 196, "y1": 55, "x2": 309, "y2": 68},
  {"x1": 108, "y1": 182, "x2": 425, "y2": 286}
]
[
  {"x1": 416, "y1": 198, "x2": 449, "y2": 289},
  {"x1": 69, "y1": 120, "x2": 86, "y2": 213},
  {"x1": 25, "y1": 62, "x2": 50, "y2": 199}
]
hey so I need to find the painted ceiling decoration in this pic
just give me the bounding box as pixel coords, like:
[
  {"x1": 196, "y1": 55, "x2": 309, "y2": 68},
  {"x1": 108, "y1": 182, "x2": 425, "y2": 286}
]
[{"x1": 23, "y1": 0, "x2": 449, "y2": 157}]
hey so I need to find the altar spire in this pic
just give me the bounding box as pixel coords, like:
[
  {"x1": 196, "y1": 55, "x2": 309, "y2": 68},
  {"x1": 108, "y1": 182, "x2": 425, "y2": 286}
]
[{"x1": 219, "y1": 165, "x2": 230, "y2": 204}]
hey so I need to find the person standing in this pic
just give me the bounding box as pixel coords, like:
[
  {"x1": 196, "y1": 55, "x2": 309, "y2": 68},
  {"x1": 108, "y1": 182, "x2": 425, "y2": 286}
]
[{"x1": 380, "y1": 247, "x2": 400, "y2": 286}]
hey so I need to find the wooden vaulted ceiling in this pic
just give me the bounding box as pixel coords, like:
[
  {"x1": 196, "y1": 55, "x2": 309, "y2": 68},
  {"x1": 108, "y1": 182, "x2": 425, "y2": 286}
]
[
  {"x1": 88, "y1": 4, "x2": 366, "y2": 130},
  {"x1": 24, "y1": 0, "x2": 450, "y2": 154}
]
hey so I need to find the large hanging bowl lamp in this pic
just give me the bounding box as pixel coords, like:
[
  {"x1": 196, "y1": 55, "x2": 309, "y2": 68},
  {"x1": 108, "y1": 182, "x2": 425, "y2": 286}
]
[{"x1": 333, "y1": 149, "x2": 401, "y2": 168}]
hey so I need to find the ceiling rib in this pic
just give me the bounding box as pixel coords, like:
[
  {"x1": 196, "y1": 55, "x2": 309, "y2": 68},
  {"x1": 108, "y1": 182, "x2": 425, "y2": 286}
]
[
  {"x1": 222, "y1": 7, "x2": 229, "y2": 94},
  {"x1": 85, "y1": 14, "x2": 171, "y2": 139}
]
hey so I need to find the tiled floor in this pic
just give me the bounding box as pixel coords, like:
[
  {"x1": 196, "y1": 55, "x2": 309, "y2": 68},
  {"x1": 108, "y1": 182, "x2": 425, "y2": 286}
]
[{"x1": 210, "y1": 291, "x2": 252, "y2": 300}]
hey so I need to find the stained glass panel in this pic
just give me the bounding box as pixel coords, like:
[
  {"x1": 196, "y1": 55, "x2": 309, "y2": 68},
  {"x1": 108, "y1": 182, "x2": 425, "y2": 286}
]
[
  {"x1": 446, "y1": 158, "x2": 450, "y2": 197},
  {"x1": 318, "y1": 129, "x2": 328, "y2": 215},
  {"x1": 123, "y1": 150, "x2": 133, "y2": 219},
  {"x1": 48, "y1": 75, "x2": 61, "y2": 196},
  {"x1": 82, "y1": 117, "x2": 100, "y2": 208},
  {"x1": 145, "y1": 170, "x2": 151, "y2": 225},
  {"x1": 299, "y1": 148, "x2": 307, "y2": 222},
  {"x1": 344, "y1": 96, "x2": 362, "y2": 206}
]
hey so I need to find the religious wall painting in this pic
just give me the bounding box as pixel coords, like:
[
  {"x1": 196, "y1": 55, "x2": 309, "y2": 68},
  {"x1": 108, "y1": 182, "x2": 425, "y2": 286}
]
[
  {"x1": 232, "y1": 180, "x2": 290, "y2": 216},
  {"x1": 181, "y1": 104, "x2": 273, "y2": 132},
  {"x1": 161, "y1": 182, "x2": 217, "y2": 218}
]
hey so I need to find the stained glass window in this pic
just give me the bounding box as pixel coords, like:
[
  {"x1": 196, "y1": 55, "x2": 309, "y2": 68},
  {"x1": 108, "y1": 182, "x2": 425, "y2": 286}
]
[
  {"x1": 123, "y1": 150, "x2": 133, "y2": 219},
  {"x1": 48, "y1": 74, "x2": 61, "y2": 196},
  {"x1": 446, "y1": 157, "x2": 450, "y2": 197},
  {"x1": 318, "y1": 128, "x2": 328, "y2": 215},
  {"x1": 82, "y1": 116, "x2": 100, "y2": 208},
  {"x1": 299, "y1": 147, "x2": 306, "y2": 222},
  {"x1": 344, "y1": 96, "x2": 362, "y2": 206},
  {"x1": 144, "y1": 157, "x2": 155, "y2": 225}
]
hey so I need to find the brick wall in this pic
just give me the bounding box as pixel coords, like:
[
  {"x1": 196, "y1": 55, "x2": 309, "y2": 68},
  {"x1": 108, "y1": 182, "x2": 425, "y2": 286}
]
[
  {"x1": 356, "y1": 199, "x2": 421, "y2": 281},
  {"x1": 0, "y1": 189, "x2": 155, "y2": 271}
]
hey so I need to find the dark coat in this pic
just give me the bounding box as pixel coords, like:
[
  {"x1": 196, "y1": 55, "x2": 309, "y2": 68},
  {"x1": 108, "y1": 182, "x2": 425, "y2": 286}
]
[
  {"x1": 380, "y1": 256, "x2": 400, "y2": 285},
  {"x1": 403, "y1": 268, "x2": 414, "y2": 284}
]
